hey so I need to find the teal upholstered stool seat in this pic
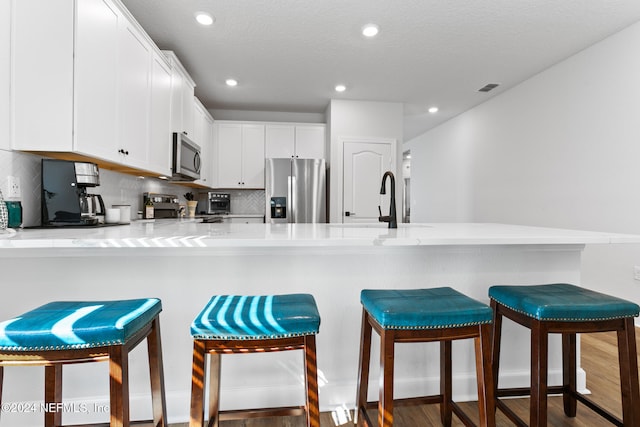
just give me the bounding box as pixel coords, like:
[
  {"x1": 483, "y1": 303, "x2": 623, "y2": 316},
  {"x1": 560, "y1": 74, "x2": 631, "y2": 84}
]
[
  {"x1": 489, "y1": 283, "x2": 640, "y2": 426},
  {"x1": 489, "y1": 283, "x2": 640, "y2": 321},
  {"x1": 189, "y1": 294, "x2": 320, "y2": 427},
  {"x1": 0, "y1": 298, "x2": 162, "y2": 351},
  {"x1": 0, "y1": 298, "x2": 167, "y2": 427},
  {"x1": 355, "y1": 288, "x2": 495, "y2": 427},
  {"x1": 191, "y1": 294, "x2": 320, "y2": 340},
  {"x1": 361, "y1": 287, "x2": 493, "y2": 329}
]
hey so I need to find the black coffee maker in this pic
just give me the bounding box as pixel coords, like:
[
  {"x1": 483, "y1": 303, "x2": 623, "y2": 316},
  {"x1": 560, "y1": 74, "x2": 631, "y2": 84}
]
[{"x1": 41, "y1": 159, "x2": 106, "y2": 226}]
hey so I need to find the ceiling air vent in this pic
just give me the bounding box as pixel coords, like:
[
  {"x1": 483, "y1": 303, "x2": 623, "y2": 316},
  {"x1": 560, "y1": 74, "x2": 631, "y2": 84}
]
[{"x1": 478, "y1": 83, "x2": 500, "y2": 93}]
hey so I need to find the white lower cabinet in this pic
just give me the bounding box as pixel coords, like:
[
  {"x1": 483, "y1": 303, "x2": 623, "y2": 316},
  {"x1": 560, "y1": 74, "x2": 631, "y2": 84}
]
[{"x1": 226, "y1": 217, "x2": 265, "y2": 224}]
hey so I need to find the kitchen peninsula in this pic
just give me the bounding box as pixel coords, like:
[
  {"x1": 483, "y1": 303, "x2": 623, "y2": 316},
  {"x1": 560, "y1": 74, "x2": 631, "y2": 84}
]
[{"x1": 0, "y1": 222, "x2": 638, "y2": 425}]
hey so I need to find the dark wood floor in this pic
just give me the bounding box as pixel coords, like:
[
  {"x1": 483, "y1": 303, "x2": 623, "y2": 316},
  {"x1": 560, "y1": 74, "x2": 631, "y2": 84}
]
[{"x1": 170, "y1": 330, "x2": 640, "y2": 426}]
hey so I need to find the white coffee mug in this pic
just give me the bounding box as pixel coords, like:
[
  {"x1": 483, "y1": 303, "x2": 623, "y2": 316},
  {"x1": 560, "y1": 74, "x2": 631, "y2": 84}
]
[
  {"x1": 113, "y1": 204, "x2": 131, "y2": 224},
  {"x1": 105, "y1": 208, "x2": 120, "y2": 224}
]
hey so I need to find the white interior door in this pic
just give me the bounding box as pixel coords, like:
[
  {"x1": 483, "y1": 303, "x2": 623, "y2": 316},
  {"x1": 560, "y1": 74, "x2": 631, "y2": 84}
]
[{"x1": 343, "y1": 141, "x2": 393, "y2": 223}]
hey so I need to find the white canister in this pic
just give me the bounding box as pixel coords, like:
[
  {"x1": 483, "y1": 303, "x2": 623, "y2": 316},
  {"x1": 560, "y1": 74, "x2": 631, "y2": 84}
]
[
  {"x1": 105, "y1": 208, "x2": 120, "y2": 224},
  {"x1": 113, "y1": 204, "x2": 131, "y2": 224}
]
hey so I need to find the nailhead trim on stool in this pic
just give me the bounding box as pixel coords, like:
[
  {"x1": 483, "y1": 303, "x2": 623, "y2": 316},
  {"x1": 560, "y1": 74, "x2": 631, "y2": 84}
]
[
  {"x1": 189, "y1": 293, "x2": 320, "y2": 427},
  {"x1": 356, "y1": 287, "x2": 496, "y2": 427},
  {"x1": 0, "y1": 298, "x2": 167, "y2": 427},
  {"x1": 489, "y1": 283, "x2": 640, "y2": 427}
]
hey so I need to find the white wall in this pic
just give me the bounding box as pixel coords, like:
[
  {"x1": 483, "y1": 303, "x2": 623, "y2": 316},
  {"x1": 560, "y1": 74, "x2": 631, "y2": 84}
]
[
  {"x1": 328, "y1": 99, "x2": 403, "y2": 222},
  {"x1": 406, "y1": 20, "x2": 640, "y2": 311},
  {"x1": 1, "y1": 0, "x2": 10, "y2": 150}
]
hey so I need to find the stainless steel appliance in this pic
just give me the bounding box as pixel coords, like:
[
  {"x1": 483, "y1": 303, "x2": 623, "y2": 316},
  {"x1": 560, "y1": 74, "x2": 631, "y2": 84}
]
[
  {"x1": 41, "y1": 160, "x2": 106, "y2": 226},
  {"x1": 172, "y1": 132, "x2": 201, "y2": 181},
  {"x1": 198, "y1": 192, "x2": 231, "y2": 215},
  {"x1": 143, "y1": 193, "x2": 179, "y2": 219},
  {"x1": 265, "y1": 158, "x2": 326, "y2": 223}
]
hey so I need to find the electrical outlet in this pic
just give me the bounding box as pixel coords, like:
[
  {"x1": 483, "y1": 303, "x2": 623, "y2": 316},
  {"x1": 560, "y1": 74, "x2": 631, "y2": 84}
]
[
  {"x1": 634, "y1": 266, "x2": 640, "y2": 281},
  {"x1": 6, "y1": 176, "x2": 21, "y2": 199}
]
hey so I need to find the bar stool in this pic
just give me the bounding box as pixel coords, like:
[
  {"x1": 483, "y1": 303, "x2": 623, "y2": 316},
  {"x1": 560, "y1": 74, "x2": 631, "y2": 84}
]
[
  {"x1": 189, "y1": 294, "x2": 320, "y2": 427},
  {"x1": 489, "y1": 283, "x2": 640, "y2": 426},
  {"x1": 0, "y1": 298, "x2": 167, "y2": 427},
  {"x1": 355, "y1": 287, "x2": 496, "y2": 427}
]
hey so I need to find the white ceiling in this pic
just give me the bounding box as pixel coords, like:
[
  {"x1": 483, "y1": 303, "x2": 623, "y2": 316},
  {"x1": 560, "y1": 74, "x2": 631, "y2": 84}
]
[{"x1": 121, "y1": 0, "x2": 640, "y2": 141}]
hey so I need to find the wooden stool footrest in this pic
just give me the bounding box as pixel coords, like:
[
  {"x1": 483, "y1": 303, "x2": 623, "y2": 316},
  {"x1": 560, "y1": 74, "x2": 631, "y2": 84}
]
[
  {"x1": 451, "y1": 401, "x2": 475, "y2": 427},
  {"x1": 495, "y1": 399, "x2": 528, "y2": 427},
  {"x1": 364, "y1": 395, "x2": 444, "y2": 409},
  {"x1": 496, "y1": 385, "x2": 565, "y2": 398},
  {"x1": 574, "y1": 393, "x2": 623, "y2": 427},
  {"x1": 60, "y1": 420, "x2": 157, "y2": 427},
  {"x1": 217, "y1": 405, "x2": 305, "y2": 421}
]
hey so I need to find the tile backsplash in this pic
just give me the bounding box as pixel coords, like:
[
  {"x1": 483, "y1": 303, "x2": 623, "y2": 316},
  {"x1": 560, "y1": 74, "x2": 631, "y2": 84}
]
[
  {"x1": 0, "y1": 149, "x2": 195, "y2": 227},
  {"x1": 227, "y1": 189, "x2": 265, "y2": 215}
]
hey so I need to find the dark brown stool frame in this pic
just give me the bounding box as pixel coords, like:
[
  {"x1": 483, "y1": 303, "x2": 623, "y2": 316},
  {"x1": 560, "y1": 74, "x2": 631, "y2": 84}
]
[
  {"x1": 0, "y1": 315, "x2": 167, "y2": 427},
  {"x1": 189, "y1": 334, "x2": 320, "y2": 427},
  {"x1": 491, "y1": 300, "x2": 640, "y2": 426},
  {"x1": 355, "y1": 308, "x2": 496, "y2": 427}
]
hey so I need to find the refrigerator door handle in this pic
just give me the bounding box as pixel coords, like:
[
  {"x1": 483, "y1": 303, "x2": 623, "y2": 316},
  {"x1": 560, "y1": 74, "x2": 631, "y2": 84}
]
[{"x1": 288, "y1": 175, "x2": 296, "y2": 223}]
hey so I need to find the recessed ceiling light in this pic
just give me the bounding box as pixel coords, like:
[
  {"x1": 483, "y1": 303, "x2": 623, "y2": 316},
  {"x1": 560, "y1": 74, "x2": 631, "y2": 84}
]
[
  {"x1": 195, "y1": 12, "x2": 214, "y2": 26},
  {"x1": 335, "y1": 84, "x2": 346, "y2": 92},
  {"x1": 225, "y1": 79, "x2": 238, "y2": 87},
  {"x1": 428, "y1": 106, "x2": 439, "y2": 114},
  {"x1": 362, "y1": 24, "x2": 379, "y2": 38}
]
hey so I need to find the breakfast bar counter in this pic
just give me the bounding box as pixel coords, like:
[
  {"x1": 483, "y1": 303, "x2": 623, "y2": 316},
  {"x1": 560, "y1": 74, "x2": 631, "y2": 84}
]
[{"x1": 0, "y1": 222, "x2": 638, "y2": 425}]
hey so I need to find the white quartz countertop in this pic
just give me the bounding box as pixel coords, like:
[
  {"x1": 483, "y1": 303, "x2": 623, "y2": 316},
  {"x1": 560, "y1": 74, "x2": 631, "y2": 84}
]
[{"x1": 1, "y1": 221, "x2": 639, "y2": 250}]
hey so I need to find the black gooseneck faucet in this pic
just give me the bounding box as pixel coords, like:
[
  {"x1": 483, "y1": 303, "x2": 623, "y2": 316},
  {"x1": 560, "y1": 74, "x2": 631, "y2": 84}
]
[{"x1": 378, "y1": 171, "x2": 397, "y2": 229}]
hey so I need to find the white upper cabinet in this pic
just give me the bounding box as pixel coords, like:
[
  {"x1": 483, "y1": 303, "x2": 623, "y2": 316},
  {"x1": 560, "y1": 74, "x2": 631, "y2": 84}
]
[
  {"x1": 294, "y1": 125, "x2": 325, "y2": 159},
  {"x1": 264, "y1": 123, "x2": 325, "y2": 159},
  {"x1": 241, "y1": 124, "x2": 266, "y2": 188},
  {"x1": 73, "y1": 0, "x2": 119, "y2": 161},
  {"x1": 215, "y1": 122, "x2": 265, "y2": 189},
  {"x1": 148, "y1": 51, "x2": 173, "y2": 177},
  {"x1": 11, "y1": 0, "x2": 183, "y2": 178},
  {"x1": 265, "y1": 125, "x2": 295, "y2": 158},
  {"x1": 165, "y1": 51, "x2": 196, "y2": 138},
  {"x1": 193, "y1": 98, "x2": 215, "y2": 187},
  {"x1": 116, "y1": 20, "x2": 151, "y2": 168}
]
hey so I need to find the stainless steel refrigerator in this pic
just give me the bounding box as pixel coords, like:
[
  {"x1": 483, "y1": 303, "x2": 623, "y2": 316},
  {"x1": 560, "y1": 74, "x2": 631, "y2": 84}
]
[{"x1": 265, "y1": 158, "x2": 326, "y2": 223}]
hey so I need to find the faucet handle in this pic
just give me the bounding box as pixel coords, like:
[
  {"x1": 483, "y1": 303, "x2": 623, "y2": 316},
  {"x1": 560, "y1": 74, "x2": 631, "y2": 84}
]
[{"x1": 378, "y1": 206, "x2": 382, "y2": 217}]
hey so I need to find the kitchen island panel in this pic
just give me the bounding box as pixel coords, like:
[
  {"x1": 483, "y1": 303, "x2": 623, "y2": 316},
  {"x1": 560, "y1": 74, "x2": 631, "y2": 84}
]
[{"x1": 0, "y1": 240, "x2": 586, "y2": 425}]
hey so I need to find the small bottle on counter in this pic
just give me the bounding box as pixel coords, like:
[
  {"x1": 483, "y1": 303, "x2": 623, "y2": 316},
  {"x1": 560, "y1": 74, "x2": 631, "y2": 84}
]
[{"x1": 145, "y1": 198, "x2": 154, "y2": 219}]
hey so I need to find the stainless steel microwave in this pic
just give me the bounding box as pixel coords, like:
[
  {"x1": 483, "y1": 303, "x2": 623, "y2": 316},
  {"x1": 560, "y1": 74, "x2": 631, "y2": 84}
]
[{"x1": 172, "y1": 132, "x2": 201, "y2": 181}]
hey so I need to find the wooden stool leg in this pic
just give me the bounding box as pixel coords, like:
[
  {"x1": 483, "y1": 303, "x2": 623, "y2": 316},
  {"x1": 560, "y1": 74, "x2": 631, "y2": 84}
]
[
  {"x1": 109, "y1": 345, "x2": 130, "y2": 427},
  {"x1": 207, "y1": 352, "x2": 221, "y2": 427},
  {"x1": 490, "y1": 300, "x2": 503, "y2": 390},
  {"x1": 189, "y1": 340, "x2": 206, "y2": 427},
  {"x1": 379, "y1": 328, "x2": 395, "y2": 427},
  {"x1": 475, "y1": 323, "x2": 496, "y2": 427},
  {"x1": 355, "y1": 309, "x2": 373, "y2": 426},
  {"x1": 440, "y1": 340, "x2": 452, "y2": 427},
  {"x1": 0, "y1": 366, "x2": 3, "y2": 414},
  {"x1": 618, "y1": 318, "x2": 640, "y2": 426},
  {"x1": 147, "y1": 317, "x2": 167, "y2": 427},
  {"x1": 530, "y1": 321, "x2": 548, "y2": 427},
  {"x1": 44, "y1": 364, "x2": 62, "y2": 427},
  {"x1": 304, "y1": 334, "x2": 320, "y2": 427},
  {"x1": 561, "y1": 332, "x2": 577, "y2": 417}
]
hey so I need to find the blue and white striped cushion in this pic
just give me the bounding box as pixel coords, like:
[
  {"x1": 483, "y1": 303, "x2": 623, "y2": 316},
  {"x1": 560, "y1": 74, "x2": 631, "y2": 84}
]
[
  {"x1": 191, "y1": 294, "x2": 320, "y2": 340},
  {"x1": 0, "y1": 298, "x2": 161, "y2": 351}
]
